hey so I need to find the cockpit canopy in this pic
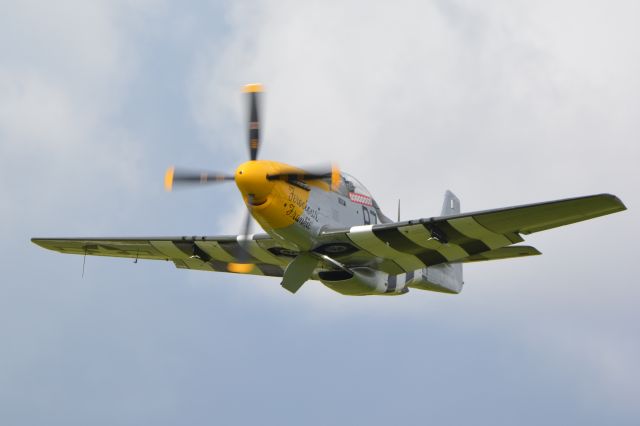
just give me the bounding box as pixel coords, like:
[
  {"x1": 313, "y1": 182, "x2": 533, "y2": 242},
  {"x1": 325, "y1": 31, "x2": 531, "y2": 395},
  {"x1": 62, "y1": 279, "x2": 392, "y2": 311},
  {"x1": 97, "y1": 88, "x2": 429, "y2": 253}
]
[
  {"x1": 316, "y1": 171, "x2": 391, "y2": 223},
  {"x1": 333, "y1": 172, "x2": 392, "y2": 223},
  {"x1": 333, "y1": 172, "x2": 373, "y2": 200}
]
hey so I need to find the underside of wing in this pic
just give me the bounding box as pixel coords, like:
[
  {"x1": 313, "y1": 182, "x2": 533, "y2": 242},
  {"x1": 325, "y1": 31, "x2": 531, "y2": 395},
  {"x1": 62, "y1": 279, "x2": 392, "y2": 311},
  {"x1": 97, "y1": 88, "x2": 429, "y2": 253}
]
[
  {"x1": 31, "y1": 235, "x2": 296, "y2": 277},
  {"x1": 318, "y1": 193, "x2": 625, "y2": 273}
]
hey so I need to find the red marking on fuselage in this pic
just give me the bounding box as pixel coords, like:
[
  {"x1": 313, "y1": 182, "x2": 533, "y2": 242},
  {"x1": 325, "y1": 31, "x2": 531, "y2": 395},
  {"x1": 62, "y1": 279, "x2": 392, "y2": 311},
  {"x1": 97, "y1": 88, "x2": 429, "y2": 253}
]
[{"x1": 349, "y1": 192, "x2": 373, "y2": 207}]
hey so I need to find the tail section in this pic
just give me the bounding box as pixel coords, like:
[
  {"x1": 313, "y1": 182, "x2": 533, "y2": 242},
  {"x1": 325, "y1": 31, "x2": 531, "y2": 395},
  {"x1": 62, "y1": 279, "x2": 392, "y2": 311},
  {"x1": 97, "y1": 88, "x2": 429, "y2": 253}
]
[
  {"x1": 407, "y1": 190, "x2": 464, "y2": 294},
  {"x1": 407, "y1": 263, "x2": 463, "y2": 294},
  {"x1": 441, "y1": 190, "x2": 460, "y2": 216}
]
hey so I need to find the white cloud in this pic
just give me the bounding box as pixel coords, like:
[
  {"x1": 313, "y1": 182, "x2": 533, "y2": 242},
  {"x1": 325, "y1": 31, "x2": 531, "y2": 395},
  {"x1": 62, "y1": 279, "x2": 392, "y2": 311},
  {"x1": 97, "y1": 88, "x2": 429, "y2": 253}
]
[
  {"x1": 0, "y1": 1, "x2": 163, "y2": 230},
  {"x1": 191, "y1": 0, "x2": 640, "y2": 412},
  {"x1": 1, "y1": 1, "x2": 637, "y2": 421}
]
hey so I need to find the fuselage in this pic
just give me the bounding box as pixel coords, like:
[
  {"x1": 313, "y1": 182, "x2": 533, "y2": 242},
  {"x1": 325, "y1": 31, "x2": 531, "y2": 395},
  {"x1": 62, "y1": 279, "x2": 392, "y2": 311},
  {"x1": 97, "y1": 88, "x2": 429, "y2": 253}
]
[
  {"x1": 234, "y1": 160, "x2": 462, "y2": 296},
  {"x1": 235, "y1": 160, "x2": 385, "y2": 251}
]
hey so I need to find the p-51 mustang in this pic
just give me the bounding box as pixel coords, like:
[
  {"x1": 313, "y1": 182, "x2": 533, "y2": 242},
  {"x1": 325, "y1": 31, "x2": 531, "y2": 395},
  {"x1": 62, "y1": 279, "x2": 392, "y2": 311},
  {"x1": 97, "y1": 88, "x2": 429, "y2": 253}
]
[{"x1": 32, "y1": 84, "x2": 627, "y2": 296}]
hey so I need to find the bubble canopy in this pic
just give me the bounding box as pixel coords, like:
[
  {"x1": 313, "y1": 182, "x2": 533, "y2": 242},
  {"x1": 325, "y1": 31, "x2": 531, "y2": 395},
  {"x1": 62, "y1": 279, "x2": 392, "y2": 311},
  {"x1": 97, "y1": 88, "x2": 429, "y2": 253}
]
[{"x1": 336, "y1": 172, "x2": 373, "y2": 198}]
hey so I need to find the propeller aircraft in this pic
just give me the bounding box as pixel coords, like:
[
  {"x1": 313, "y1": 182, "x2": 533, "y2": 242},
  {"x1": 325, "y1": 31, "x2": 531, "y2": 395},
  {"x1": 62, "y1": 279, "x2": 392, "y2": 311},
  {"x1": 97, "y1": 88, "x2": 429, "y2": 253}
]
[{"x1": 32, "y1": 84, "x2": 627, "y2": 296}]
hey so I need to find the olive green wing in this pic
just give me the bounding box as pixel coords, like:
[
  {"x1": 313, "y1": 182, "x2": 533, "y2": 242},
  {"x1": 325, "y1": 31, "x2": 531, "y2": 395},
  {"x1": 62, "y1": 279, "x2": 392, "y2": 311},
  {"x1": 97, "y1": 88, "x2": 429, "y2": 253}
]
[
  {"x1": 318, "y1": 193, "x2": 626, "y2": 274},
  {"x1": 31, "y1": 235, "x2": 293, "y2": 277}
]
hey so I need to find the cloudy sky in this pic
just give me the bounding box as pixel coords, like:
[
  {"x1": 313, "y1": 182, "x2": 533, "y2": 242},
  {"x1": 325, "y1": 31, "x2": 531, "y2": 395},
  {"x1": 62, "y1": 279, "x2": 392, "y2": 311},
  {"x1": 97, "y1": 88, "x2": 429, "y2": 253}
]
[{"x1": 1, "y1": 0, "x2": 638, "y2": 424}]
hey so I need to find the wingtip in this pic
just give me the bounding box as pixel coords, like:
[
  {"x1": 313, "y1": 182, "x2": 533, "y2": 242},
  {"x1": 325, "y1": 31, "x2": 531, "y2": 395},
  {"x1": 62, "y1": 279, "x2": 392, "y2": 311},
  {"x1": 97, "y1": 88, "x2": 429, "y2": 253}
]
[
  {"x1": 610, "y1": 194, "x2": 627, "y2": 211},
  {"x1": 596, "y1": 193, "x2": 627, "y2": 211},
  {"x1": 30, "y1": 238, "x2": 52, "y2": 250}
]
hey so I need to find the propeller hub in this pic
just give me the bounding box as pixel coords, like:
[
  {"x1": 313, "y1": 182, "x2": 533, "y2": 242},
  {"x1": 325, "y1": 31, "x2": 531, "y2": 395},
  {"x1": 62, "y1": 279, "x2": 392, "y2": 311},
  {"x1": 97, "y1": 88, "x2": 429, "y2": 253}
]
[{"x1": 235, "y1": 161, "x2": 274, "y2": 204}]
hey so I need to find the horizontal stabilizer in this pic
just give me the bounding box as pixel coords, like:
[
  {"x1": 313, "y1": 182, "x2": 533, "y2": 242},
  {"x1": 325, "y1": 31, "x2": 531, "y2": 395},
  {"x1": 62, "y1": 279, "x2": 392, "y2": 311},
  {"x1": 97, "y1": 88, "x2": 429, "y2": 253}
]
[{"x1": 461, "y1": 245, "x2": 541, "y2": 263}]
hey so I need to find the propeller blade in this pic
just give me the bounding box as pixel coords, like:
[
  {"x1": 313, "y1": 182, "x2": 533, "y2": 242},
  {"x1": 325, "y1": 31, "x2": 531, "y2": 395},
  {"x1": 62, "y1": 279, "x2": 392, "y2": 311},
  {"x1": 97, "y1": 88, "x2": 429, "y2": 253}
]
[
  {"x1": 240, "y1": 197, "x2": 254, "y2": 238},
  {"x1": 267, "y1": 163, "x2": 341, "y2": 191},
  {"x1": 164, "y1": 167, "x2": 234, "y2": 191},
  {"x1": 226, "y1": 194, "x2": 256, "y2": 273},
  {"x1": 243, "y1": 83, "x2": 263, "y2": 161}
]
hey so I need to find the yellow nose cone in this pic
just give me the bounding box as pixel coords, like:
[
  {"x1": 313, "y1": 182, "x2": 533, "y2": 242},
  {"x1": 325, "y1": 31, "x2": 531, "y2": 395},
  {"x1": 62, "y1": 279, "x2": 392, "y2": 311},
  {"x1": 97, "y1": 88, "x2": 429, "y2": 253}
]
[{"x1": 235, "y1": 161, "x2": 274, "y2": 203}]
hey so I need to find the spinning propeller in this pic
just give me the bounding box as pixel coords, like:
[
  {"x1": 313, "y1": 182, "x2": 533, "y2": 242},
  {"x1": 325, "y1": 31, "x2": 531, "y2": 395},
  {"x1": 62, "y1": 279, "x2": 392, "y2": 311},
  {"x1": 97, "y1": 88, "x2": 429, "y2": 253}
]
[{"x1": 164, "y1": 83, "x2": 339, "y2": 274}]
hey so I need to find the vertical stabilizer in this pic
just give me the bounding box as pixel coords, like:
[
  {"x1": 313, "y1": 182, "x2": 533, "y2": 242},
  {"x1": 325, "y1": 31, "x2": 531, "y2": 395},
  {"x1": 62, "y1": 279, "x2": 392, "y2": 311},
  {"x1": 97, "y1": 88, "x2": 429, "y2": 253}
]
[
  {"x1": 441, "y1": 190, "x2": 460, "y2": 216},
  {"x1": 407, "y1": 190, "x2": 464, "y2": 293}
]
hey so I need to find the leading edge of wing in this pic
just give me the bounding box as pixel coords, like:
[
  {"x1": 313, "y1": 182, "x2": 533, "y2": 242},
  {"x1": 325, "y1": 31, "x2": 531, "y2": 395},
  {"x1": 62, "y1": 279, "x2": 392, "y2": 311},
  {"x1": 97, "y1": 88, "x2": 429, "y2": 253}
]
[
  {"x1": 31, "y1": 233, "x2": 275, "y2": 254},
  {"x1": 31, "y1": 234, "x2": 274, "y2": 244},
  {"x1": 31, "y1": 234, "x2": 276, "y2": 259}
]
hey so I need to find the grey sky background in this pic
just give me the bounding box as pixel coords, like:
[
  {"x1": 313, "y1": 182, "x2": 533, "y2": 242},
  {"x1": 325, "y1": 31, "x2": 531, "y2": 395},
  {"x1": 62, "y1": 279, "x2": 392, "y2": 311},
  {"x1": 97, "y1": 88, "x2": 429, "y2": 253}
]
[{"x1": 1, "y1": 1, "x2": 638, "y2": 425}]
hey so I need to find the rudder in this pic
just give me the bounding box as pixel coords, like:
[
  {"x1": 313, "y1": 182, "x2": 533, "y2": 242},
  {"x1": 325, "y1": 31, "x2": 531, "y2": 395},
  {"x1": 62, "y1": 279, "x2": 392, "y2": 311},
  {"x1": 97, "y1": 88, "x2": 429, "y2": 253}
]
[{"x1": 441, "y1": 190, "x2": 460, "y2": 216}]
